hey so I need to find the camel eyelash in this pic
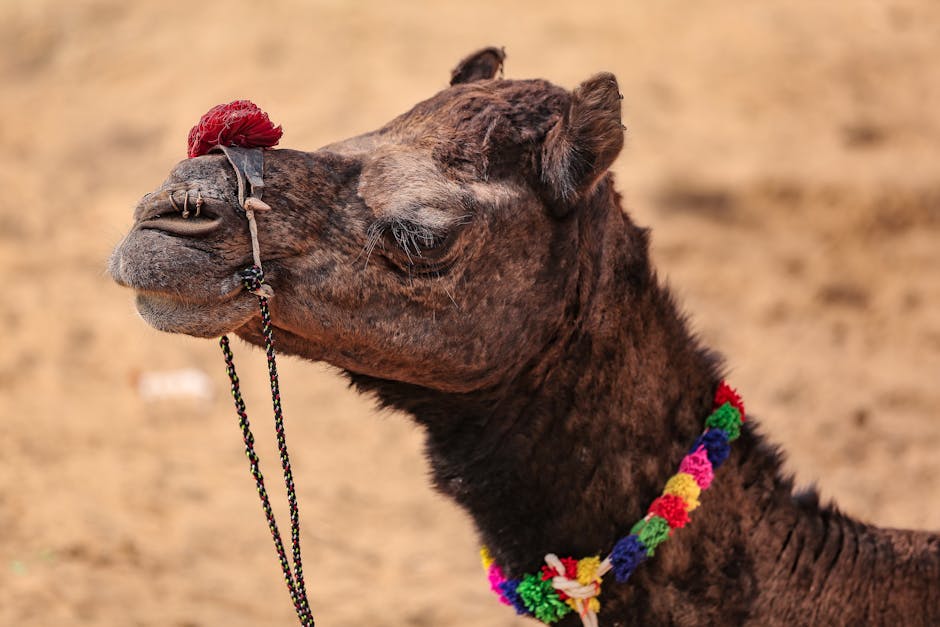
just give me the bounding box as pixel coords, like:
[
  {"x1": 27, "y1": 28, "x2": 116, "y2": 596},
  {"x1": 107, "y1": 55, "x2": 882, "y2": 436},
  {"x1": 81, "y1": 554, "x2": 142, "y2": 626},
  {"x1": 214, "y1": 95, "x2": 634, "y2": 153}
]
[
  {"x1": 366, "y1": 218, "x2": 448, "y2": 261},
  {"x1": 362, "y1": 211, "x2": 472, "y2": 270}
]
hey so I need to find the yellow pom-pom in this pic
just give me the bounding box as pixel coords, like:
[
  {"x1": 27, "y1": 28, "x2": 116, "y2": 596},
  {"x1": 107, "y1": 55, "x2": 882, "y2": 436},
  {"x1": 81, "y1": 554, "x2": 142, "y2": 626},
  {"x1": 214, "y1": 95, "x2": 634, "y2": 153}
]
[
  {"x1": 480, "y1": 546, "x2": 495, "y2": 570},
  {"x1": 577, "y1": 556, "x2": 602, "y2": 585},
  {"x1": 663, "y1": 473, "x2": 701, "y2": 511},
  {"x1": 586, "y1": 597, "x2": 601, "y2": 614}
]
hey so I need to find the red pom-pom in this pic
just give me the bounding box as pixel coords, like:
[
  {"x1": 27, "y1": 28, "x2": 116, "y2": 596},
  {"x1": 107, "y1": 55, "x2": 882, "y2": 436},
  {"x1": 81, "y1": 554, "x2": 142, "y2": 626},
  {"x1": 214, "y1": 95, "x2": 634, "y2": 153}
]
[
  {"x1": 560, "y1": 556, "x2": 578, "y2": 579},
  {"x1": 714, "y1": 381, "x2": 746, "y2": 422},
  {"x1": 187, "y1": 100, "x2": 283, "y2": 158},
  {"x1": 540, "y1": 556, "x2": 578, "y2": 599},
  {"x1": 648, "y1": 495, "x2": 691, "y2": 529},
  {"x1": 540, "y1": 556, "x2": 578, "y2": 581}
]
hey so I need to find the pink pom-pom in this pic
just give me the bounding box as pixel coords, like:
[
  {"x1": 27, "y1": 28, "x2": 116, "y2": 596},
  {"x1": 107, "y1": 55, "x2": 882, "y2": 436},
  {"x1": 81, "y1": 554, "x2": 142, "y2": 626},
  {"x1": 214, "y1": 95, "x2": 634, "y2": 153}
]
[
  {"x1": 487, "y1": 563, "x2": 511, "y2": 605},
  {"x1": 679, "y1": 446, "x2": 715, "y2": 490},
  {"x1": 187, "y1": 100, "x2": 283, "y2": 158}
]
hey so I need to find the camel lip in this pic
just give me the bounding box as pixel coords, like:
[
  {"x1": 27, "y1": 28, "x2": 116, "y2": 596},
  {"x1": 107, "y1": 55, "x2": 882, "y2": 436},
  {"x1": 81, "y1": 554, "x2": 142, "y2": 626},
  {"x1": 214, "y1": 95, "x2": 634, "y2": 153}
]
[
  {"x1": 131, "y1": 281, "x2": 246, "y2": 306},
  {"x1": 138, "y1": 214, "x2": 224, "y2": 237},
  {"x1": 134, "y1": 290, "x2": 258, "y2": 338},
  {"x1": 109, "y1": 245, "x2": 248, "y2": 304}
]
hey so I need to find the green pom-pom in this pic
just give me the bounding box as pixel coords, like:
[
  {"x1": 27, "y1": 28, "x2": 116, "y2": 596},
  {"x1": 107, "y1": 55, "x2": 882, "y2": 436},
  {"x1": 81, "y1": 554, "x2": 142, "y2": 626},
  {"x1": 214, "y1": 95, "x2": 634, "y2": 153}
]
[
  {"x1": 516, "y1": 573, "x2": 571, "y2": 623},
  {"x1": 630, "y1": 516, "x2": 671, "y2": 555},
  {"x1": 705, "y1": 403, "x2": 742, "y2": 441}
]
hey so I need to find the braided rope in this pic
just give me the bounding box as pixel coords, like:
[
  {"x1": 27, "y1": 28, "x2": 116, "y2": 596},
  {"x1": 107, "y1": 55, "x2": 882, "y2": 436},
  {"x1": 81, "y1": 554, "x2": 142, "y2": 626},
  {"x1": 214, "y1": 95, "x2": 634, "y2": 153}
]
[{"x1": 220, "y1": 265, "x2": 313, "y2": 626}]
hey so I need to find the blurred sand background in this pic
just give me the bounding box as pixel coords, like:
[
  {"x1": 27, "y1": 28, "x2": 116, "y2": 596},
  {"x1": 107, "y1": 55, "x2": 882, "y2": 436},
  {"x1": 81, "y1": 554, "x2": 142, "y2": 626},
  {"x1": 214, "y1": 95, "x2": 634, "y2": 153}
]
[{"x1": 1, "y1": 1, "x2": 938, "y2": 625}]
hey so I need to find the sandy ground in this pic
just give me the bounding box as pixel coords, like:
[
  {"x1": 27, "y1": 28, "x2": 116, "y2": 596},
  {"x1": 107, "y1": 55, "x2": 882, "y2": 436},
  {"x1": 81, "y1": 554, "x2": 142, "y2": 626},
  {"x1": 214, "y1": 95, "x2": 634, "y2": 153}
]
[{"x1": 1, "y1": 1, "x2": 938, "y2": 625}]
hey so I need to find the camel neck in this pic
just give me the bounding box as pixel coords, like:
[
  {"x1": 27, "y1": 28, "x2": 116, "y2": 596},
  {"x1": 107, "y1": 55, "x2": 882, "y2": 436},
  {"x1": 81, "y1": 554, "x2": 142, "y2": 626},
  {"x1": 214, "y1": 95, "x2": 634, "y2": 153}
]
[
  {"x1": 440, "y1": 280, "x2": 726, "y2": 573},
  {"x1": 344, "y1": 187, "x2": 940, "y2": 623},
  {"x1": 349, "y1": 185, "x2": 736, "y2": 570}
]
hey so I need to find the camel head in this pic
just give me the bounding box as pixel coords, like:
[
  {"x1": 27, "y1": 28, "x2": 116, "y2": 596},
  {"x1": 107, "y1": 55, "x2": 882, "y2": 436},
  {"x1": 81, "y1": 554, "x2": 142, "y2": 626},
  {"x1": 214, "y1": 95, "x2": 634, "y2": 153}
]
[{"x1": 110, "y1": 48, "x2": 626, "y2": 393}]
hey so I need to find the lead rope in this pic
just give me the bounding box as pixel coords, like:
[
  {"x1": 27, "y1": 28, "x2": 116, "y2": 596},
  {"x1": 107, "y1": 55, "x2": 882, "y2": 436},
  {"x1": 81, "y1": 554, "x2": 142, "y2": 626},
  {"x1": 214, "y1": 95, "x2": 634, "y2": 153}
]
[{"x1": 219, "y1": 202, "x2": 314, "y2": 625}]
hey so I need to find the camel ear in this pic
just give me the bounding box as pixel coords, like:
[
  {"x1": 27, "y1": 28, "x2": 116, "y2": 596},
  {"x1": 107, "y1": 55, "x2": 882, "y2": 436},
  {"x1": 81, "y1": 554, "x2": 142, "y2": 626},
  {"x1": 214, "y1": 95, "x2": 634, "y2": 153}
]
[
  {"x1": 540, "y1": 72, "x2": 624, "y2": 216},
  {"x1": 450, "y1": 47, "x2": 506, "y2": 85}
]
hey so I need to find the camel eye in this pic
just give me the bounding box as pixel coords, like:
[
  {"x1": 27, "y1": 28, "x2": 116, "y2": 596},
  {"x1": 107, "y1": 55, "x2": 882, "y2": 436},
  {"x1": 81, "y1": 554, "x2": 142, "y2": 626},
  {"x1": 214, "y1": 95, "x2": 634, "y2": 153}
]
[
  {"x1": 388, "y1": 220, "x2": 447, "y2": 260},
  {"x1": 365, "y1": 214, "x2": 465, "y2": 272}
]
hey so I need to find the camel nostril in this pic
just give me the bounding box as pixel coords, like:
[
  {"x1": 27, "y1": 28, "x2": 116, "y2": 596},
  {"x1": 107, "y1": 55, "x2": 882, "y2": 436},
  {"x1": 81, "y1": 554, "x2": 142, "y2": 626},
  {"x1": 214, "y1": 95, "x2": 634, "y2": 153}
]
[
  {"x1": 140, "y1": 214, "x2": 224, "y2": 237},
  {"x1": 166, "y1": 189, "x2": 214, "y2": 220},
  {"x1": 136, "y1": 189, "x2": 226, "y2": 237},
  {"x1": 140, "y1": 198, "x2": 224, "y2": 237}
]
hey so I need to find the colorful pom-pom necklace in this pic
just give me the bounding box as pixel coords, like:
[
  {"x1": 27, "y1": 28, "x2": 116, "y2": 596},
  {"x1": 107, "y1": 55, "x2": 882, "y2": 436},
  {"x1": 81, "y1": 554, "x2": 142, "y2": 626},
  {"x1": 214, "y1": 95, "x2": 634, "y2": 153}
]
[{"x1": 481, "y1": 381, "x2": 746, "y2": 627}]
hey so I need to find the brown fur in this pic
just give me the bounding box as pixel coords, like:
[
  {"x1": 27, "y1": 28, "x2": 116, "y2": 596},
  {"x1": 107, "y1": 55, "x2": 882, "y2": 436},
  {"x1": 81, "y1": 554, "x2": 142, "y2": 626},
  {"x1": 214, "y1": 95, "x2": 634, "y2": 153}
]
[{"x1": 110, "y1": 48, "x2": 940, "y2": 625}]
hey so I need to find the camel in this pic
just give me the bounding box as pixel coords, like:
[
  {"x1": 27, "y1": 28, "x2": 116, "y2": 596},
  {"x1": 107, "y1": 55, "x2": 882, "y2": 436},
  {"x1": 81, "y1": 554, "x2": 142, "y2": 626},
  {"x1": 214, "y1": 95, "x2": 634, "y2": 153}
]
[{"x1": 109, "y1": 48, "x2": 939, "y2": 625}]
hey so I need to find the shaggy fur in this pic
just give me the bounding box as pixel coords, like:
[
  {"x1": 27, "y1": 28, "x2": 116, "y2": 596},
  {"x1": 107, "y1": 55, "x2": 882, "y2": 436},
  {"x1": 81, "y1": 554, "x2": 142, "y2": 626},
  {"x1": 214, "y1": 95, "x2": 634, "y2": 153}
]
[{"x1": 110, "y1": 48, "x2": 940, "y2": 625}]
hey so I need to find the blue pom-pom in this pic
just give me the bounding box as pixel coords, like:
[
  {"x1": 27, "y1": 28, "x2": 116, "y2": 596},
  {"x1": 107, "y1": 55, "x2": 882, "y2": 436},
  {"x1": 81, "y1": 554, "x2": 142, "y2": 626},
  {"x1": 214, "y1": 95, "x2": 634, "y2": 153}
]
[
  {"x1": 691, "y1": 429, "x2": 731, "y2": 468},
  {"x1": 609, "y1": 534, "x2": 648, "y2": 583},
  {"x1": 499, "y1": 579, "x2": 530, "y2": 616}
]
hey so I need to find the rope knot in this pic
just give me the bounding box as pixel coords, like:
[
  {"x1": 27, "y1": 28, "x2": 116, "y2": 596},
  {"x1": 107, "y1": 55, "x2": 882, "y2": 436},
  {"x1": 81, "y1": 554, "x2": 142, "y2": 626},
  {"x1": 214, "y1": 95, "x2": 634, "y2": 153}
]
[
  {"x1": 543, "y1": 554, "x2": 607, "y2": 627},
  {"x1": 240, "y1": 265, "x2": 274, "y2": 299}
]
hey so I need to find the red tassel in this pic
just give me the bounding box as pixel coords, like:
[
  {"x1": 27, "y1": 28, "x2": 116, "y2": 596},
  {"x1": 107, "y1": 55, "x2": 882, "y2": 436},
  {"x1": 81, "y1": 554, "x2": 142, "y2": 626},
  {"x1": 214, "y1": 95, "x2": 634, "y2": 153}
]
[{"x1": 187, "y1": 100, "x2": 283, "y2": 158}]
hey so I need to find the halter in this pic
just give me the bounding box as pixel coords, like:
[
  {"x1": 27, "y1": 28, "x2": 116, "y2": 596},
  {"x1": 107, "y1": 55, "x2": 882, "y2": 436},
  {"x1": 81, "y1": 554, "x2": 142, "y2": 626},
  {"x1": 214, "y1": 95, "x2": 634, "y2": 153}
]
[
  {"x1": 215, "y1": 143, "x2": 314, "y2": 626},
  {"x1": 180, "y1": 100, "x2": 313, "y2": 624}
]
